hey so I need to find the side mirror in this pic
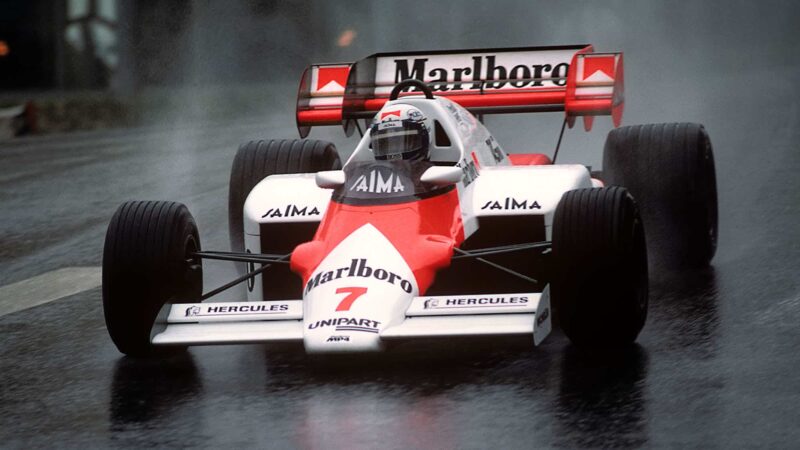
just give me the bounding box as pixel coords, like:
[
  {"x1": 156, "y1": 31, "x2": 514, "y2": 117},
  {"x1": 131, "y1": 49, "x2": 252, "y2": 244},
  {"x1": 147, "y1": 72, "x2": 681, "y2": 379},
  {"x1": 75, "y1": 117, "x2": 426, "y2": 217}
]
[
  {"x1": 421, "y1": 166, "x2": 463, "y2": 187},
  {"x1": 315, "y1": 170, "x2": 345, "y2": 189}
]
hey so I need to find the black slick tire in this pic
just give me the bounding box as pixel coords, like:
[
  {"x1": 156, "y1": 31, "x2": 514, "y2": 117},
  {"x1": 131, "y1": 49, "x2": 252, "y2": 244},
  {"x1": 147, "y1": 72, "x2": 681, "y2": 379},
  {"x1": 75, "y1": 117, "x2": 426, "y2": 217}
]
[
  {"x1": 603, "y1": 122, "x2": 718, "y2": 268},
  {"x1": 102, "y1": 201, "x2": 203, "y2": 356},
  {"x1": 551, "y1": 187, "x2": 648, "y2": 349}
]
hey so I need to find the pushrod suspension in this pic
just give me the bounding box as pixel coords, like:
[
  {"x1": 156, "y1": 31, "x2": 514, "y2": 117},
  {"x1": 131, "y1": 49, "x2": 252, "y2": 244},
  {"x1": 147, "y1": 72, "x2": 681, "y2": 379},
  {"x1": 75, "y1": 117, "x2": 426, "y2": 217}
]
[
  {"x1": 192, "y1": 251, "x2": 290, "y2": 264},
  {"x1": 197, "y1": 253, "x2": 291, "y2": 301},
  {"x1": 452, "y1": 247, "x2": 539, "y2": 284}
]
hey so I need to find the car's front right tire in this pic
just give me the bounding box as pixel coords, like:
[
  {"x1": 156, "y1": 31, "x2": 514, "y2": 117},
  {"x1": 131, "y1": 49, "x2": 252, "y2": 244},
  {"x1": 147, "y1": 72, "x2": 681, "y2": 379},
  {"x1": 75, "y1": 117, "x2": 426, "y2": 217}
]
[{"x1": 102, "y1": 201, "x2": 202, "y2": 356}]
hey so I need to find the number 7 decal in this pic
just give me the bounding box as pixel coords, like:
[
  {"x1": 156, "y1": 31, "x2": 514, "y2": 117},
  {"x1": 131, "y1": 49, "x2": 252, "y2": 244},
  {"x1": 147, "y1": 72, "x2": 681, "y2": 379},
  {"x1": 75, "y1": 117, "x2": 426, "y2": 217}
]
[{"x1": 335, "y1": 287, "x2": 368, "y2": 311}]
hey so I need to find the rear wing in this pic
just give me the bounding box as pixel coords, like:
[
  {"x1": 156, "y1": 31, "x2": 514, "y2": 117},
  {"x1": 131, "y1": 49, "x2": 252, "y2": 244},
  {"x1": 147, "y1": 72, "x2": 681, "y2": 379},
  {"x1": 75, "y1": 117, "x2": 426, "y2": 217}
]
[{"x1": 296, "y1": 44, "x2": 623, "y2": 137}]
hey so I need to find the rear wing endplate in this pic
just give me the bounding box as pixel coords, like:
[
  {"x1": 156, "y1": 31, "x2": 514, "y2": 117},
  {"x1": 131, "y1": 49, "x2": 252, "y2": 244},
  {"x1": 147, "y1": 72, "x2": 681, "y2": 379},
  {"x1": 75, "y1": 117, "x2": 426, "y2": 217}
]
[{"x1": 296, "y1": 44, "x2": 623, "y2": 137}]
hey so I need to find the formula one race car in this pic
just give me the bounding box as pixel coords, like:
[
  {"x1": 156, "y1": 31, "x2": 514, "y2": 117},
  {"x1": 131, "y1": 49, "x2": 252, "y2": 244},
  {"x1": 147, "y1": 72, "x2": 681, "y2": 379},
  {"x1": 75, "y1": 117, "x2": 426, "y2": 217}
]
[{"x1": 102, "y1": 44, "x2": 717, "y2": 356}]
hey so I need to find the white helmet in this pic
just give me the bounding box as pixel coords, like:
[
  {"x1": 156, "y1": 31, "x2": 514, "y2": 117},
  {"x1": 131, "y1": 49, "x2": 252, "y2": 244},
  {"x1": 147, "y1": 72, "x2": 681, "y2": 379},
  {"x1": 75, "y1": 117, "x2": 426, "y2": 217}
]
[{"x1": 370, "y1": 104, "x2": 431, "y2": 161}]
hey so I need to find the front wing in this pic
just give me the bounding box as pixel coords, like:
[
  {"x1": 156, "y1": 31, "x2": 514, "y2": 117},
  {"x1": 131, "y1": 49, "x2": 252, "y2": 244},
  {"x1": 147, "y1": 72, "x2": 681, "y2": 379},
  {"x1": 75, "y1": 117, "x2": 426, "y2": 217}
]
[{"x1": 151, "y1": 289, "x2": 552, "y2": 348}]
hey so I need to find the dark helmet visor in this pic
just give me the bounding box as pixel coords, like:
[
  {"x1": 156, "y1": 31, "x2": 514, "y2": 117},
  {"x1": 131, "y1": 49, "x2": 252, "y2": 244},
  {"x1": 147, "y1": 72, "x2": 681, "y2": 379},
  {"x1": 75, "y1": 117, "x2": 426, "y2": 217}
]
[{"x1": 372, "y1": 128, "x2": 425, "y2": 160}]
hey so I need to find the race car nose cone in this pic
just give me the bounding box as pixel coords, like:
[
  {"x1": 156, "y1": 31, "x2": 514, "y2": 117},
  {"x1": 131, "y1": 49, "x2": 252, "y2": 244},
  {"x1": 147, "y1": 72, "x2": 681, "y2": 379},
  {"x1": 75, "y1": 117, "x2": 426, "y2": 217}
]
[{"x1": 300, "y1": 224, "x2": 418, "y2": 354}]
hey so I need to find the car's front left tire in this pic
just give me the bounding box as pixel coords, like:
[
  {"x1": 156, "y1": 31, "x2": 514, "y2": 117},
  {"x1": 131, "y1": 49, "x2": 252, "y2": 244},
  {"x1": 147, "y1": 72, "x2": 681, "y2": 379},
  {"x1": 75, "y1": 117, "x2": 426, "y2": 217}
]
[{"x1": 551, "y1": 187, "x2": 648, "y2": 349}]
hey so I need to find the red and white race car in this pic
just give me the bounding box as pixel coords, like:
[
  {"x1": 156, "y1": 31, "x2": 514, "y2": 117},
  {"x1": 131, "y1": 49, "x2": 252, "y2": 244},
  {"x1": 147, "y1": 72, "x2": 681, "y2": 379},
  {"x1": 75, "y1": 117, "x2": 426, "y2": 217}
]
[{"x1": 102, "y1": 45, "x2": 717, "y2": 356}]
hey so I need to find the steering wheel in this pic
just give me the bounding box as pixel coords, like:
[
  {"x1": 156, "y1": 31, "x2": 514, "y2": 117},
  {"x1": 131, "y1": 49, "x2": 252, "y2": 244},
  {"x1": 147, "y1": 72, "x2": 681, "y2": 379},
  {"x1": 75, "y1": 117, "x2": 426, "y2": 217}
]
[{"x1": 389, "y1": 79, "x2": 435, "y2": 100}]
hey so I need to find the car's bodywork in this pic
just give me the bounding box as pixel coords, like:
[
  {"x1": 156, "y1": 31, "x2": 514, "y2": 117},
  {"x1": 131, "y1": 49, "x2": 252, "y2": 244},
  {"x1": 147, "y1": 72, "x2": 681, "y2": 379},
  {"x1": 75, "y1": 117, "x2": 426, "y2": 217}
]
[{"x1": 149, "y1": 44, "x2": 626, "y2": 353}]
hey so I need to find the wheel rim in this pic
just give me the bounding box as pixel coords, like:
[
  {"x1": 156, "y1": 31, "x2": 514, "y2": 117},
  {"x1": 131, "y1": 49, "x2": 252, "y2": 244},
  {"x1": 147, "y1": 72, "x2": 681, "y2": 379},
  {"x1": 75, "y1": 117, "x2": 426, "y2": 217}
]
[{"x1": 178, "y1": 234, "x2": 201, "y2": 302}]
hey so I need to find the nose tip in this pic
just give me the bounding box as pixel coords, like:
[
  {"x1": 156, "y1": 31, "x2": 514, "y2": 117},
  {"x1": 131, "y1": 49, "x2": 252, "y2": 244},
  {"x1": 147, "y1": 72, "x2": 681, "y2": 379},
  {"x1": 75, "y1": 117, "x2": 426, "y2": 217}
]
[{"x1": 304, "y1": 332, "x2": 385, "y2": 353}]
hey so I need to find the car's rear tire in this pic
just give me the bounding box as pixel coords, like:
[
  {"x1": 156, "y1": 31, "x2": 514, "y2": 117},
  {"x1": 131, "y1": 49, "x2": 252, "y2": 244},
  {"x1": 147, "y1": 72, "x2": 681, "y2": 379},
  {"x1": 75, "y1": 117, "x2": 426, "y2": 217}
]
[
  {"x1": 228, "y1": 139, "x2": 341, "y2": 255},
  {"x1": 103, "y1": 201, "x2": 203, "y2": 356},
  {"x1": 603, "y1": 122, "x2": 718, "y2": 268},
  {"x1": 551, "y1": 187, "x2": 648, "y2": 349}
]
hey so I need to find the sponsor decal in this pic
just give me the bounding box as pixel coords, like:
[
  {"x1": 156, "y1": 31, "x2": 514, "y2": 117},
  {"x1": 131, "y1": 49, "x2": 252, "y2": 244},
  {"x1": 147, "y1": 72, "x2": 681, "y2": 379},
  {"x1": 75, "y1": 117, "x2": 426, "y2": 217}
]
[
  {"x1": 486, "y1": 137, "x2": 505, "y2": 163},
  {"x1": 536, "y1": 307, "x2": 550, "y2": 326},
  {"x1": 424, "y1": 295, "x2": 529, "y2": 309},
  {"x1": 458, "y1": 157, "x2": 479, "y2": 187},
  {"x1": 480, "y1": 197, "x2": 541, "y2": 211},
  {"x1": 308, "y1": 317, "x2": 381, "y2": 334},
  {"x1": 407, "y1": 109, "x2": 424, "y2": 121},
  {"x1": 335, "y1": 286, "x2": 368, "y2": 311},
  {"x1": 378, "y1": 120, "x2": 402, "y2": 130},
  {"x1": 444, "y1": 101, "x2": 473, "y2": 134},
  {"x1": 380, "y1": 109, "x2": 401, "y2": 120},
  {"x1": 579, "y1": 55, "x2": 616, "y2": 83},
  {"x1": 305, "y1": 258, "x2": 413, "y2": 295},
  {"x1": 444, "y1": 101, "x2": 465, "y2": 123},
  {"x1": 314, "y1": 65, "x2": 349, "y2": 93},
  {"x1": 326, "y1": 335, "x2": 351, "y2": 342},
  {"x1": 185, "y1": 304, "x2": 290, "y2": 317},
  {"x1": 262, "y1": 204, "x2": 321, "y2": 219},
  {"x1": 392, "y1": 55, "x2": 569, "y2": 91},
  {"x1": 349, "y1": 169, "x2": 406, "y2": 194}
]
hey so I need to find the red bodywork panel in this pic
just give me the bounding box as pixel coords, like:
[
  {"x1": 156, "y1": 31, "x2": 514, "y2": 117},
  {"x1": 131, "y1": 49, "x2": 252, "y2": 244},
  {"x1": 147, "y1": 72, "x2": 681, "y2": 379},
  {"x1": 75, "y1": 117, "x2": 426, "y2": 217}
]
[
  {"x1": 508, "y1": 153, "x2": 553, "y2": 166},
  {"x1": 296, "y1": 89, "x2": 571, "y2": 128},
  {"x1": 291, "y1": 190, "x2": 465, "y2": 295}
]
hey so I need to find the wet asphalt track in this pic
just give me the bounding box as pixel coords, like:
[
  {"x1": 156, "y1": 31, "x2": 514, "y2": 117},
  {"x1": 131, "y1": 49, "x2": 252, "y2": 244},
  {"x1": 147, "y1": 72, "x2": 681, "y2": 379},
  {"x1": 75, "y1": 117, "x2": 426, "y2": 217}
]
[{"x1": 3, "y1": 11, "x2": 800, "y2": 450}]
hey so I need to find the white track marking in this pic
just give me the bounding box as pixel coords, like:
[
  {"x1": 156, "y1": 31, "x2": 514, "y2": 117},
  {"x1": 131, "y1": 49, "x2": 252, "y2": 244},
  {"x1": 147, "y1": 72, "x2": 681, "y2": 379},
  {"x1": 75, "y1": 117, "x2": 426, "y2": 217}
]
[{"x1": 0, "y1": 267, "x2": 101, "y2": 318}]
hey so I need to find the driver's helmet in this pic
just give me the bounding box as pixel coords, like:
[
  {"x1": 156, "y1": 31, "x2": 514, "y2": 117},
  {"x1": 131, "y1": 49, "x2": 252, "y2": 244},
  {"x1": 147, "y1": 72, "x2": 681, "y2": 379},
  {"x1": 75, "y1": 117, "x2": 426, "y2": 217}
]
[{"x1": 369, "y1": 104, "x2": 431, "y2": 161}]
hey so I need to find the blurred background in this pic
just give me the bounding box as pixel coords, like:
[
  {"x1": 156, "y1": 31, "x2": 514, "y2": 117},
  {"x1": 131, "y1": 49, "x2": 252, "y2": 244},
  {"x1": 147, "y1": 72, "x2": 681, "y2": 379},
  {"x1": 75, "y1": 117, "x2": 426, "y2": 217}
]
[
  {"x1": 1, "y1": 0, "x2": 347, "y2": 135},
  {"x1": 1, "y1": 0, "x2": 796, "y2": 141}
]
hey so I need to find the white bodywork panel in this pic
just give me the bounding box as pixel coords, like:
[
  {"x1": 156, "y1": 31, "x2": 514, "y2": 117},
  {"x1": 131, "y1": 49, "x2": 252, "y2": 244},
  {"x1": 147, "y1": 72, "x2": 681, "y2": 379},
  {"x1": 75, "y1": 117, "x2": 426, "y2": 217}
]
[
  {"x1": 467, "y1": 165, "x2": 592, "y2": 218},
  {"x1": 381, "y1": 315, "x2": 534, "y2": 338},
  {"x1": 152, "y1": 322, "x2": 304, "y2": 345},
  {"x1": 244, "y1": 174, "x2": 331, "y2": 233},
  {"x1": 462, "y1": 164, "x2": 593, "y2": 239}
]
